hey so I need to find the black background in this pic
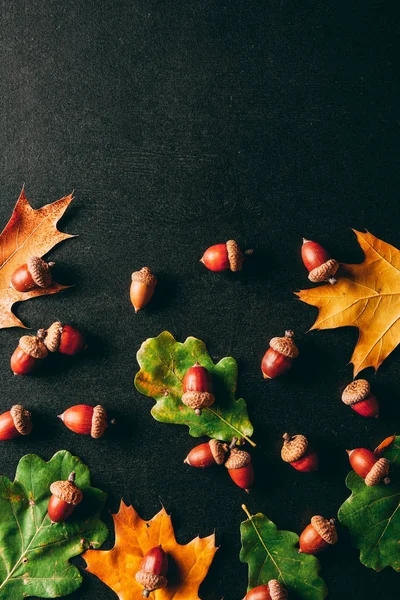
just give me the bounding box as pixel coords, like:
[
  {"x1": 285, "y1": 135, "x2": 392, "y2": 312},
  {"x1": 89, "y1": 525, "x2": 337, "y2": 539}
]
[{"x1": 1, "y1": 1, "x2": 400, "y2": 599}]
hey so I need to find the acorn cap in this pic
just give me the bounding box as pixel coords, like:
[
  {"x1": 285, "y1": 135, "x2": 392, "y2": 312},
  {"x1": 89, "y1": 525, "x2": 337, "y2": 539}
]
[
  {"x1": 281, "y1": 433, "x2": 308, "y2": 463},
  {"x1": 135, "y1": 571, "x2": 167, "y2": 593},
  {"x1": 43, "y1": 321, "x2": 63, "y2": 352},
  {"x1": 224, "y1": 448, "x2": 251, "y2": 470},
  {"x1": 10, "y1": 405, "x2": 32, "y2": 435},
  {"x1": 308, "y1": 259, "x2": 339, "y2": 283},
  {"x1": 342, "y1": 379, "x2": 370, "y2": 405},
  {"x1": 50, "y1": 472, "x2": 83, "y2": 505},
  {"x1": 131, "y1": 267, "x2": 157, "y2": 288},
  {"x1": 365, "y1": 458, "x2": 390, "y2": 486},
  {"x1": 226, "y1": 240, "x2": 244, "y2": 272},
  {"x1": 269, "y1": 331, "x2": 299, "y2": 358},
  {"x1": 181, "y1": 391, "x2": 215, "y2": 412},
  {"x1": 209, "y1": 439, "x2": 228, "y2": 465},
  {"x1": 91, "y1": 405, "x2": 108, "y2": 439},
  {"x1": 19, "y1": 336, "x2": 48, "y2": 359},
  {"x1": 27, "y1": 256, "x2": 53, "y2": 288},
  {"x1": 268, "y1": 580, "x2": 288, "y2": 600},
  {"x1": 311, "y1": 516, "x2": 337, "y2": 545}
]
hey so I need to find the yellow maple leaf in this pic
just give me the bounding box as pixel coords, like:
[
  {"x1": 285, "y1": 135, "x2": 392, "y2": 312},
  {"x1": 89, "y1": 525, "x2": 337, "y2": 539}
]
[
  {"x1": 83, "y1": 501, "x2": 218, "y2": 600},
  {"x1": 296, "y1": 230, "x2": 400, "y2": 376}
]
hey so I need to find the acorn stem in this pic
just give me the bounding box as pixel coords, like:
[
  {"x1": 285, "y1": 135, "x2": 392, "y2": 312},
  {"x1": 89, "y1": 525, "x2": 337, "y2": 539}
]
[
  {"x1": 229, "y1": 437, "x2": 239, "y2": 450},
  {"x1": 328, "y1": 277, "x2": 337, "y2": 284},
  {"x1": 142, "y1": 591, "x2": 150, "y2": 598},
  {"x1": 68, "y1": 472, "x2": 76, "y2": 483},
  {"x1": 245, "y1": 249, "x2": 254, "y2": 256}
]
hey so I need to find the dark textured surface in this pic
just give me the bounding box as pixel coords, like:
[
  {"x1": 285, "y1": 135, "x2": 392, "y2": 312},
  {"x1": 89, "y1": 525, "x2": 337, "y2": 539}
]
[{"x1": 0, "y1": 1, "x2": 399, "y2": 599}]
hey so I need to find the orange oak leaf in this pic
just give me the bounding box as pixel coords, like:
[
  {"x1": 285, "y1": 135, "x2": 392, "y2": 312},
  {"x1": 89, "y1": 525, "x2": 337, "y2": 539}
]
[
  {"x1": 0, "y1": 188, "x2": 75, "y2": 329},
  {"x1": 296, "y1": 230, "x2": 400, "y2": 376},
  {"x1": 83, "y1": 501, "x2": 218, "y2": 600}
]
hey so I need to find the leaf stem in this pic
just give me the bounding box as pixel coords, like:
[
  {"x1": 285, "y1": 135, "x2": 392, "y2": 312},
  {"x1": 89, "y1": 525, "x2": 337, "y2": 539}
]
[{"x1": 242, "y1": 504, "x2": 252, "y2": 520}]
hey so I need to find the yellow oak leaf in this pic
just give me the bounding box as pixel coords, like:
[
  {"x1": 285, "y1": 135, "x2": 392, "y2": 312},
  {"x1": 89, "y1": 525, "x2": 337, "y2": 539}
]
[
  {"x1": 83, "y1": 501, "x2": 218, "y2": 600},
  {"x1": 0, "y1": 188, "x2": 75, "y2": 329},
  {"x1": 296, "y1": 230, "x2": 400, "y2": 376}
]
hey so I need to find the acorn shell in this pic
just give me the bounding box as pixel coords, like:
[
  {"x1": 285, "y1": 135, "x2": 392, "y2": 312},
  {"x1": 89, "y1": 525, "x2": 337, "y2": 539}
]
[
  {"x1": 135, "y1": 571, "x2": 167, "y2": 592},
  {"x1": 91, "y1": 405, "x2": 108, "y2": 439},
  {"x1": 308, "y1": 259, "x2": 338, "y2": 283},
  {"x1": 10, "y1": 405, "x2": 32, "y2": 435},
  {"x1": 281, "y1": 433, "x2": 308, "y2": 463},
  {"x1": 43, "y1": 321, "x2": 63, "y2": 352},
  {"x1": 365, "y1": 458, "x2": 390, "y2": 486},
  {"x1": 311, "y1": 516, "x2": 337, "y2": 545},
  {"x1": 209, "y1": 439, "x2": 228, "y2": 465},
  {"x1": 224, "y1": 448, "x2": 251, "y2": 470},
  {"x1": 342, "y1": 379, "x2": 370, "y2": 405},
  {"x1": 226, "y1": 240, "x2": 244, "y2": 272},
  {"x1": 268, "y1": 579, "x2": 288, "y2": 600},
  {"x1": 131, "y1": 267, "x2": 157, "y2": 288},
  {"x1": 269, "y1": 332, "x2": 299, "y2": 358},
  {"x1": 27, "y1": 256, "x2": 53, "y2": 287},
  {"x1": 19, "y1": 336, "x2": 48, "y2": 359},
  {"x1": 50, "y1": 476, "x2": 83, "y2": 505},
  {"x1": 181, "y1": 391, "x2": 215, "y2": 411}
]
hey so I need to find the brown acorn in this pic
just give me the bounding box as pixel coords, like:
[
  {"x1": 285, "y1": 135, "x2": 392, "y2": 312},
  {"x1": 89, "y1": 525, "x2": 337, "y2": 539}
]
[
  {"x1": 342, "y1": 379, "x2": 379, "y2": 418},
  {"x1": 135, "y1": 545, "x2": 168, "y2": 597},
  {"x1": 40, "y1": 322, "x2": 87, "y2": 355},
  {"x1": 243, "y1": 580, "x2": 288, "y2": 600},
  {"x1": 11, "y1": 256, "x2": 55, "y2": 292},
  {"x1": 184, "y1": 439, "x2": 228, "y2": 468},
  {"x1": 182, "y1": 362, "x2": 215, "y2": 415},
  {"x1": 281, "y1": 433, "x2": 319, "y2": 472},
  {"x1": 347, "y1": 448, "x2": 390, "y2": 486},
  {"x1": 299, "y1": 516, "x2": 337, "y2": 555},
  {"x1": 48, "y1": 472, "x2": 83, "y2": 523},
  {"x1": 200, "y1": 240, "x2": 253, "y2": 272},
  {"x1": 58, "y1": 404, "x2": 109, "y2": 438},
  {"x1": 0, "y1": 405, "x2": 32, "y2": 440},
  {"x1": 10, "y1": 335, "x2": 48, "y2": 375},
  {"x1": 224, "y1": 448, "x2": 254, "y2": 492},
  {"x1": 301, "y1": 239, "x2": 339, "y2": 284},
  {"x1": 130, "y1": 267, "x2": 157, "y2": 312},
  {"x1": 261, "y1": 331, "x2": 298, "y2": 379}
]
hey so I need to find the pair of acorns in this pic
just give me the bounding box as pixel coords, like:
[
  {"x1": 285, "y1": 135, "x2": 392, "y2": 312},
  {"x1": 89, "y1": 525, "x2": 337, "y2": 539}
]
[
  {"x1": 10, "y1": 322, "x2": 86, "y2": 375},
  {"x1": 0, "y1": 404, "x2": 112, "y2": 440}
]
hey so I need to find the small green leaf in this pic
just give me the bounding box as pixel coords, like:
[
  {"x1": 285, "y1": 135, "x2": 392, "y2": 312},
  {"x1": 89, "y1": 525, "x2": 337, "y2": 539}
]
[
  {"x1": 338, "y1": 436, "x2": 400, "y2": 572},
  {"x1": 134, "y1": 331, "x2": 255, "y2": 445},
  {"x1": 240, "y1": 505, "x2": 328, "y2": 600},
  {"x1": 0, "y1": 450, "x2": 108, "y2": 599}
]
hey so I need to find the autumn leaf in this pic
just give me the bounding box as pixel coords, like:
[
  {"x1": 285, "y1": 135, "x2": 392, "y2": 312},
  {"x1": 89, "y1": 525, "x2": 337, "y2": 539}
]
[
  {"x1": 83, "y1": 501, "x2": 217, "y2": 600},
  {"x1": 240, "y1": 505, "x2": 328, "y2": 600},
  {"x1": 134, "y1": 331, "x2": 255, "y2": 446},
  {"x1": 0, "y1": 188, "x2": 75, "y2": 329},
  {"x1": 338, "y1": 435, "x2": 400, "y2": 572},
  {"x1": 0, "y1": 450, "x2": 108, "y2": 600},
  {"x1": 296, "y1": 230, "x2": 400, "y2": 376}
]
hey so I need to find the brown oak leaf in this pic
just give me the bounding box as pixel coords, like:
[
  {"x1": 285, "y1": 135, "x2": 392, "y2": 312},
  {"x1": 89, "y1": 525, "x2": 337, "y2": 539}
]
[
  {"x1": 83, "y1": 501, "x2": 217, "y2": 600},
  {"x1": 0, "y1": 188, "x2": 75, "y2": 329},
  {"x1": 296, "y1": 230, "x2": 400, "y2": 376}
]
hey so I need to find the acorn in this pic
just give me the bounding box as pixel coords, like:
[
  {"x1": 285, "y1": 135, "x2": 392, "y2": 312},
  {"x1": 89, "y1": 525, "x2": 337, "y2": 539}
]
[
  {"x1": 10, "y1": 256, "x2": 55, "y2": 292},
  {"x1": 243, "y1": 580, "x2": 288, "y2": 600},
  {"x1": 281, "y1": 433, "x2": 319, "y2": 472},
  {"x1": 135, "y1": 545, "x2": 168, "y2": 598},
  {"x1": 48, "y1": 472, "x2": 83, "y2": 523},
  {"x1": 224, "y1": 448, "x2": 254, "y2": 492},
  {"x1": 342, "y1": 379, "x2": 379, "y2": 418},
  {"x1": 58, "y1": 404, "x2": 109, "y2": 438},
  {"x1": 200, "y1": 240, "x2": 253, "y2": 272},
  {"x1": 261, "y1": 331, "x2": 298, "y2": 379},
  {"x1": 299, "y1": 516, "x2": 337, "y2": 554},
  {"x1": 39, "y1": 322, "x2": 87, "y2": 355},
  {"x1": 10, "y1": 335, "x2": 48, "y2": 375},
  {"x1": 184, "y1": 439, "x2": 228, "y2": 468},
  {"x1": 182, "y1": 362, "x2": 215, "y2": 415},
  {"x1": 301, "y1": 239, "x2": 338, "y2": 284},
  {"x1": 0, "y1": 405, "x2": 32, "y2": 440},
  {"x1": 347, "y1": 448, "x2": 390, "y2": 486},
  {"x1": 130, "y1": 267, "x2": 157, "y2": 312}
]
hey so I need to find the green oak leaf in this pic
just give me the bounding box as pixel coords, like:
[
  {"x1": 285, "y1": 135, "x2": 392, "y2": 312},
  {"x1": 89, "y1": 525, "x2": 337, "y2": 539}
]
[
  {"x1": 134, "y1": 331, "x2": 255, "y2": 445},
  {"x1": 338, "y1": 436, "x2": 400, "y2": 572},
  {"x1": 0, "y1": 450, "x2": 108, "y2": 600},
  {"x1": 240, "y1": 506, "x2": 328, "y2": 600}
]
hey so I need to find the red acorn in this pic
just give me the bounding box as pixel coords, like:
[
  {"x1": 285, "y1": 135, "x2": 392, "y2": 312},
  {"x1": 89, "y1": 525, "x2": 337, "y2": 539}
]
[
  {"x1": 347, "y1": 448, "x2": 390, "y2": 486},
  {"x1": 243, "y1": 580, "x2": 288, "y2": 600},
  {"x1": 48, "y1": 472, "x2": 83, "y2": 523},
  {"x1": 301, "y1": 239, "x2": 338, "y2": 284},
  {"x1": 135, "y1": 545, "x2": 168, "y2": 597},
  {"x1": 184, "y1": 439, "x2": 228, "y2": 468},
  {"x1": 261, "y1": 331, "x2": 298, "y2": 379},
  {"x1": 10, "y1": 335, "x2": 48, "y2": 375},
  {"x1": 0, "y1": 405, "x2": 32, "y2": 440},
  {"x1": 130, "y1": 267, "x2": 157, "y2": 312},
  {"x1": 224, "y1": 448, "x2": 254, "y2": 492},
  {"x1": 39, "y1": 322, "x2": 87, "y2": 355},
  {"x1": 182, "y1": 362, "x2": 215, "y2": 415},
  {"x1": 200, "y1": 240, "x2": 253, "y2": 272},
  {"x1": 58, "y1": 404, "x2": 109, "y2": 438},
  {"x1": 10, "y1": 256, "x2": 55, "y2": 292},
  {"x1": 342, "y1": 379, "x2": 379, "y2": 418},
  {"x1": 299, "y1": 516, "x2": 337, "y2": 555},
  {"x1": 281, "y1": 433, "x2": 319, "y2": 472}
]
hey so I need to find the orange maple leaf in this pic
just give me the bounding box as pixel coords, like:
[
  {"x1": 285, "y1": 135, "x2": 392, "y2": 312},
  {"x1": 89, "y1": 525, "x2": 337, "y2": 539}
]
[
  {"x1": 296, "y1": 230, "x2": 400, "y2": 376},
  {"x1": 83, "y1": 501, "x2": 218, "y2": 600},
  {"x1": 0, "y1": 188, "x2": 75, "y2": 329}
]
